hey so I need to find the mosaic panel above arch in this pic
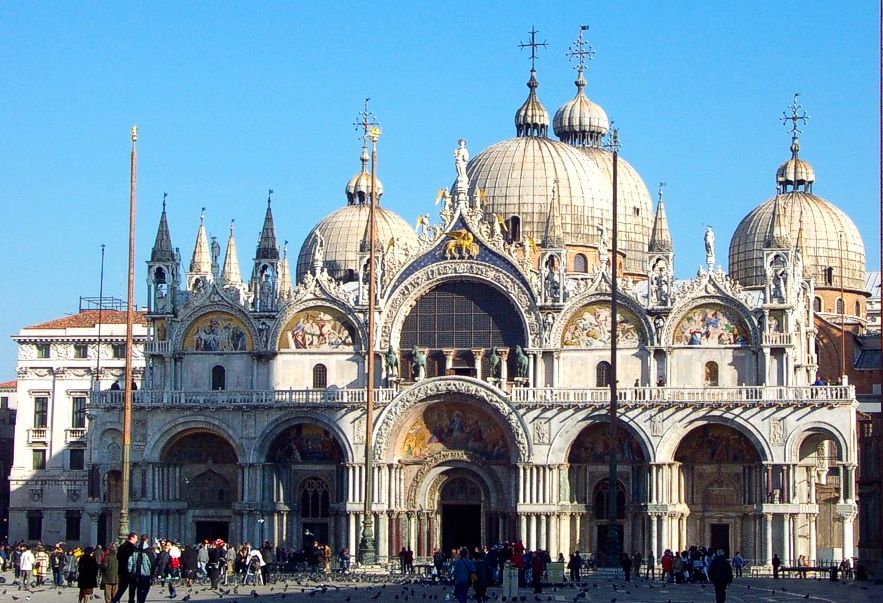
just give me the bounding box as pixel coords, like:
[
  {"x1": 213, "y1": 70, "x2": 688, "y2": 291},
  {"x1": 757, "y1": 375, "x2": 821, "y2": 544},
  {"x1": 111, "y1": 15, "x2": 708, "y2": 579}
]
[
  {"x1": 183, "y1": 312, "x2": 253, "y2": 352},
  {"x1": 567, "y1": 423, "x2": 646, "y2": 464},
  {"x1": 278, "y1": 307, "x2": 357, "y2": 351},
  {"x1": 399, "y1": 401, "x2": 510, "y2": 463},
  {"x1": 675, "y1": 424, "x2": 761, "y2": 463},
  {"x1": 561, "y1": 303, "x2": 643, "y2": 348},
  {"x1": 673, "y1": 304, "x2": 749, "y2": 346},
  {"x1": 267, "y1": 424, "x2": 344, "y2": 463}
]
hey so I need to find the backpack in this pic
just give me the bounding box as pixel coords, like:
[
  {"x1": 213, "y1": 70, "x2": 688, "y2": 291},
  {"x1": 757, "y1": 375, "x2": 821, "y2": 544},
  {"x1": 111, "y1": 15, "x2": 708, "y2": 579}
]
[
  {"x1": 169, "y1": 557, "x2": 180, "y2": 570},
  {"x1": 249, "y1": 556, "x2": 261, "y2": 572}
]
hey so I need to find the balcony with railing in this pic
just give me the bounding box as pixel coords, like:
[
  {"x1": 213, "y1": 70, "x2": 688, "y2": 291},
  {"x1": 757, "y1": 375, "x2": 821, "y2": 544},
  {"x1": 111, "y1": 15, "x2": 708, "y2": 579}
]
[
  {"x1": 90, "y1": 383, "x2": 854, "y2": 409},
  {"x1": 762, "y1": 332, "x2": 794, "y2": 346},
  {"x1": 27, "y1": 428, "x2": 48, "y2": 444},
  {"x1": 65, "y1": 428, "x2": 87, "y2": 443},
  {"x1": 144, "y1": 340, "x2": 172, "y2": 354}
]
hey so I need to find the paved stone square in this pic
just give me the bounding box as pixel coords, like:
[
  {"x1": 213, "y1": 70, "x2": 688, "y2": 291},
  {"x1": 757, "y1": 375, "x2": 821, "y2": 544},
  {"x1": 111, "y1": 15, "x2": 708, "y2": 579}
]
[{"x1": 1, "y1": 572, "x2": 881, "y2": 603}]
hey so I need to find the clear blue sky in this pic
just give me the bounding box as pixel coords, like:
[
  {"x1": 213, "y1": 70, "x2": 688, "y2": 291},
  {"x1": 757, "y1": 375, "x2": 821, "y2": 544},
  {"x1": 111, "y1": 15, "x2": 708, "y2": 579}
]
[{"x1": 0, "y1": 2, "x2": 879, "y2": 374}]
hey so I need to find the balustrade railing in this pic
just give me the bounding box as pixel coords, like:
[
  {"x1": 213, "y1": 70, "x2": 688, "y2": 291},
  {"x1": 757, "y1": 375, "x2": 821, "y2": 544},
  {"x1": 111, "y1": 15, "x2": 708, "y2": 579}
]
[
  {"x1": 762, "y1": 332, "x2": 794, "y2": 346},
  {"x1": 90, "y1": 384, "x2": 853, "y2": 408},
  {"x1": 64, "y1": 428, "x2": 87, "y2": 443},
  {"x1": 27, "y1": 428, "x2": 48, "y2": 443},
  {"x1": 144, "y1": 340, "x2": 172, "y2": 354}
]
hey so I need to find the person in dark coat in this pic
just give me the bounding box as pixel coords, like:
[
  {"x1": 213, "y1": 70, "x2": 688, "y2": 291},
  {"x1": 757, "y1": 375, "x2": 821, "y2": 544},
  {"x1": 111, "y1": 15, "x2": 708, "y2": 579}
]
[
  {"x1": 707, "y1": 549, "x2": 734, "y2": 603},
  {"x1": 181, "y1": 546, "x2": 199, "y2": 587},
  {"x1": 472, "y1": 551, "x2": 493, "y2": 603},
  {"x1": 78, "y1": 548, "x2": 100, "y2": 603},
  {"x1": 152, "y1": 542, "x2": 177, "y2": 599},
  {"x1": 771, "y1": 553, "x2": 781, "y2": 579},
  {"x1": 621, "y1": 553, "x2": 633, "y2": 581},
  {"x1": 110, "y1": 533, "x2": 139, "y2": 603}
]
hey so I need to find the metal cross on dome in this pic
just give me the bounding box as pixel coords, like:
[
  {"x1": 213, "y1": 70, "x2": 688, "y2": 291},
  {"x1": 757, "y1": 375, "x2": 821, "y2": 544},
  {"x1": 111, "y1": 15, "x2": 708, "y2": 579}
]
[
  {"x1": 354, "y1": 97, "x2": 381, "y2": 144},
  {"x1": 566, "y1": 25, "x2": 595, "y2": 71},
  {"x1": 519, "y1": 27, "x2": 548, "y2": 71},
  {"x1": 782, "y1": 92, "x2": 809, "y2": 136}
]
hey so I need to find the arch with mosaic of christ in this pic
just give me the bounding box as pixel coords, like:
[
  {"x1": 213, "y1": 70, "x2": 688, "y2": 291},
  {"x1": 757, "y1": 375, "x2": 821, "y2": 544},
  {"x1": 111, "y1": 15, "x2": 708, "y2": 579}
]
[
  {"x1": 182, "y1": 311, "x2": 254, "y2": 352},
  {"x1": 394, "y1": 400, "x2": 513, "y2": 464},
  {"x1": 672, "y1": 303, "x2": 751, "y2": 347},
  {"x1": 560, "y1": 302, "x2": 645, "y2": 348}
]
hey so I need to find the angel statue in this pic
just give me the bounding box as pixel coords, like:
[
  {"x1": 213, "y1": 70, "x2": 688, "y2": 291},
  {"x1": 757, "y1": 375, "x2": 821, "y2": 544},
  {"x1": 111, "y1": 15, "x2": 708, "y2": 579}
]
[{"x1": 454, "y1": 139, "x2": 469, "y2": 189}]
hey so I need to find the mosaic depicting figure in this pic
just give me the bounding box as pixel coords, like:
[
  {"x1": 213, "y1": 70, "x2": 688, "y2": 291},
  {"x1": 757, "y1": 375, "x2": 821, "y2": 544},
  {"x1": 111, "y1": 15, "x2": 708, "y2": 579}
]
[
  {"x1": 280, "y1": 309, "x2": 355, "y2": 350},
  {"x1": 561, "y1": 304, "x2": 641, "y2": 348},
  {"x1": 400, "y1": 402, "x2": 509, "y2": 462},
  {"x1": 269, "y1": 424, "x2": 343, "y2": 463},
  {"x1": 675, "y1": 425, "x2": 760, "y2": 464},
  {"x1": 674, "y1": 305, "x2": 748, "y2": 346},
  {"x1": 184, "y1": 312, "x2": 251, "y2": 352},
  {"x1": 568, "y1": 424, "x2": 644, "y2": 464}
]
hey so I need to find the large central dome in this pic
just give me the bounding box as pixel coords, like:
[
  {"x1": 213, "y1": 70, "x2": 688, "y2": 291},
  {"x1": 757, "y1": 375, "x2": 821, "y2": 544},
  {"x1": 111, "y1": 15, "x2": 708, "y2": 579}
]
[{"x1": 466, "y1": 67, "x2": 653, "y2": 274}]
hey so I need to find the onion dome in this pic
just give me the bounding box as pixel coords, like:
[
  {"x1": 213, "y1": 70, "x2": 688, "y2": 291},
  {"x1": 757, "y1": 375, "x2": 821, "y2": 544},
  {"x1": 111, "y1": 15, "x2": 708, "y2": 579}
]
[
  {"x1": 467, "y1": 68, "x2": 612, "y2": 254},
  {"x1": 296, "y1": 149, "x2": 416, "y2": 283},
  {"x1": 345, "y1": 145, "x2": 384, "y2": 204},
  {"x1": 729, "y1": 137, "x2": 866, "y2": 291},
  {"x1": 515, "y1": 69, "x2": 549, "y2": 137},
  {"x1": 553, "y1": 69, "x2": 609, "y2": 146}
]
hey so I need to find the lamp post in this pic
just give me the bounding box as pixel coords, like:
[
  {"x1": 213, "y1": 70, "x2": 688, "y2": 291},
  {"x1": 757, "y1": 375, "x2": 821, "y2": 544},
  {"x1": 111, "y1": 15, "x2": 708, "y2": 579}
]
[{"x1": 605, "y1": 127, "x2": 622, "y2": 566}]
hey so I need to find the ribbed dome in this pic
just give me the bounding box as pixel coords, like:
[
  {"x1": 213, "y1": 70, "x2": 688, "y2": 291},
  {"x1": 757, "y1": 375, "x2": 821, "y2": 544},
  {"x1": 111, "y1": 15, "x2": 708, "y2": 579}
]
[
  {"x1": 728, "y1": 191, "x2": 866, "y2": 291},
  {"x1": 553, "y1": 70, "x2": 609, "y2": 146},
  {"x1": 345, "y1": 145, "x2": 384, "y2": 203},
  {"x1": 466, "y1": 136, "x2": 611, "y2": 249},
  {"x1": 578, "y1": 147, "x2": 654, "y2": 274},
  {"x1": 296, "y1": 204, "x2": 417, "y2": 283},
  {"x1": 776, "y1": 137, "x2": 815, "y2": 192},
  {"x1": 515, "y1": 69, "x2": 549, "y2": 137}
]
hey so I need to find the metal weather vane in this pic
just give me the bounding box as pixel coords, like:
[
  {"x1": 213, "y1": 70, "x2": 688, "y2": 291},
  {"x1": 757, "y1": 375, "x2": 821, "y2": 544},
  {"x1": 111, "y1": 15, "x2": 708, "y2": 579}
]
[
  {"x1": 519, "y1": 27, "x2": 548, "y2": 71},
  {"x1": 566, "y1": 24, "x2": 594, "y2": 72}
]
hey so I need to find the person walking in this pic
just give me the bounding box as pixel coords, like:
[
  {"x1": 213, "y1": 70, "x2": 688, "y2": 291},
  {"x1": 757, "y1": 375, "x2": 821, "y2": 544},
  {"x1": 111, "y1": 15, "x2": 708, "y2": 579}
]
[
  {"x1": 34, "y1": 545, "x2": 49, "y2": 586},
  {"x1": 731, "y1": 552, "x2": 743, "y2": 578},
  {"x1": 771, "y1": 553, "x2": 781, "y2": 579},
  {"x1": 18, "y1": 544, "x2": 35, "y2": 591},
  {"x1": 451, "y1": 547, "x2": 476, "y2": 603},
  {"x1": 645, "y1": 551, "x2": 656, "y2": 579},
  {"x1": 110, "y1": 532, "x2": 138, "y2": 603},
  {"x1": 101, "y1": 544, "x2": 119, "y2": 603},
  {"x1": 51, "y1": 545, "x2": 66, "y2": 587},
  {"x1": 77, "y1": 548, "x2": 100, "y2": 603},
  {"x1": 621, "y1": 552, "x2": 633, "y2": 582},
  {"x1": 531, "y1": 551, "x2": 544, "y2": 593},
  {"x1": 128, "y1": 536, "x2": 154, "y2": 603},
  {"x1": 707, "y1": 549, "x2": 733, "y2": 603},
  {"x1": 153, "y1": 541, "x2": 177, "y2": 599},
  {"x1": 567, "y1": 551, "x2": 583, "y2": 583}
]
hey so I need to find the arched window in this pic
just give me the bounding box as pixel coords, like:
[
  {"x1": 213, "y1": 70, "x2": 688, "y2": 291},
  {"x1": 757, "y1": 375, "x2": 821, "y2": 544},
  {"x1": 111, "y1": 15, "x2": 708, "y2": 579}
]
[
  {"x1": 592, "y1": 479, "x2": 626, "y2": 519},
  {"x1": 596, "y1": 361, "x2": 611, "y2": 387},
  {"x1": 855, "y1": 301, "x2": 861, "y2": 317},
  {"x1": 813, "y1": 297, "x2": 822, "y2": 312},
  {"x1": 824, "y1": 267, "x2": 834, "y2": 286},
  {"x1": 509, "y1": 216, "x2": 521, "y2": 242},
  {"x1": 211, "y1": 365, "x2": 226, "y2": 391},
  {"x1": 300, "y1": 478, "x2": 330, "y2": 519},
  {"x1": 704, "y1": 361, "x2": 719, "y2": 386},
  {"x1": 312, "y1": 364, "x2": 328, "y2": 389},
  {"x1": 573, "y1": 253, "x2": 588, "y2": 273},
  {"x1": 835, "y1": 298, "x2": 844, "y2": 315}
]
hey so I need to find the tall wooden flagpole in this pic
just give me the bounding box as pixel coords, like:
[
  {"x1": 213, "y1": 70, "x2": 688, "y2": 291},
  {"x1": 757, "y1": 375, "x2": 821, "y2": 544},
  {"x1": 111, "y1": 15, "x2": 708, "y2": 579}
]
[{"x1": 119, "y1": 125, "x2": 138, "y2": 538}]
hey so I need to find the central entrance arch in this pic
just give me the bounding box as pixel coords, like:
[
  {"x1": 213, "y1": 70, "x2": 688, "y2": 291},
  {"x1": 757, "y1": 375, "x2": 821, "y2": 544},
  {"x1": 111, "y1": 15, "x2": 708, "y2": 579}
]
[{"x1": 437, "y1": 473, "x2": 484, "y2": 553}]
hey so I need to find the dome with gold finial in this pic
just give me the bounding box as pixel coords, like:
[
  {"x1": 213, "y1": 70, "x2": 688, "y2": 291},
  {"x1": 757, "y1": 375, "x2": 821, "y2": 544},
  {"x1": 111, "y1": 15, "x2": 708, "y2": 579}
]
[
  {"x1": 297, "y1": 147, "x2": 414, "y2": 283},
  {"x1": 729, "y1": 96, "x2": 866, "y2": 292}
]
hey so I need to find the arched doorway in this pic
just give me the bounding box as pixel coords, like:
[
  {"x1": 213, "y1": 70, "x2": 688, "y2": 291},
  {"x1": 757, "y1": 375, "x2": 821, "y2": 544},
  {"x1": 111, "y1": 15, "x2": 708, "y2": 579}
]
[
  {"x1": 161, "y1": 431, "x2": 239, "y2": 543},
  {"x1": 566, "y1": 422, "x2": 646, "y2": 556},
  {"x1": 266, "y1": 423, "x2": 345, "y2": 550},
  {"x1": 438, "y1": 473, "x2": 485, "y2": 553},
  {"x1": 674, "y1": 424, "x2": 762, "y2": 558}
]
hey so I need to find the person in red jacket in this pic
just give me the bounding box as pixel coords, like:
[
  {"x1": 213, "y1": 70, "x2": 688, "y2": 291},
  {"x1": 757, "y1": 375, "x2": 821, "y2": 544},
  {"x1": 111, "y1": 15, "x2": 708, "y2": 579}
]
[{"x1": 660, "y1": 549, "x2": 674, "y2": 583}]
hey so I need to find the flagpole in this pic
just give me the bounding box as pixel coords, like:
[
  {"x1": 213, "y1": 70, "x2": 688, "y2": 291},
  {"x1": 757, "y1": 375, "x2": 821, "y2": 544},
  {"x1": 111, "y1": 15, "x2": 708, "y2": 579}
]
[{"x1": 119, "y1": 125, "x2": 138, "y2": 538}]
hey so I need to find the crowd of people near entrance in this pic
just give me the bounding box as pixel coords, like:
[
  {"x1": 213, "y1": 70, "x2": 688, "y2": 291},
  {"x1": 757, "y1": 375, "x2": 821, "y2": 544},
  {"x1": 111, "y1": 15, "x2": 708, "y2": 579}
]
[{"x1": 0, "y1": 534, "x2": 348, "y2": 602}]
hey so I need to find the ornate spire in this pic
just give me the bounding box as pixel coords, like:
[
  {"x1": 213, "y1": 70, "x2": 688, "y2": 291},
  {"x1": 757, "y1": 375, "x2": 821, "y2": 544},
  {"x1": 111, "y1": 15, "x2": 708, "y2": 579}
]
[
  {"x1": 255, "y1": 189, "x2": 280, "y2": 260},
  {"x1": 220, "y1": 220, "x2": 243, "y2": 285},
  {"x1": 766, "y1": 195, "x2": 792, "y2": 249},
  {"x1": 189, "y1": 208, "x2": 212, "y2": 274},
  {"x1": 277, "y1": 241, "x2": 291, "y2": 299},
  {"x1": 150, "y1": 192, "x2": 175, "y2": 262},
  {"x1": 515, "y1": 28, "x2": 549, "y2": 137},
  {"x1": 648, "y1": 183, "x2": 673, "y2": 253},
  {"x1": 544, "y1": 179, "x2": 564, "y2": 247}
]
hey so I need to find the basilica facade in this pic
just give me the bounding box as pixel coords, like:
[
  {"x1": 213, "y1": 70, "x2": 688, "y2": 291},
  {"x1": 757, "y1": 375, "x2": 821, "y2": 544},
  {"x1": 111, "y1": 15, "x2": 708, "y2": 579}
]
[{"x1": 80, "y1": 48, "x2": 868, "y2": 567}]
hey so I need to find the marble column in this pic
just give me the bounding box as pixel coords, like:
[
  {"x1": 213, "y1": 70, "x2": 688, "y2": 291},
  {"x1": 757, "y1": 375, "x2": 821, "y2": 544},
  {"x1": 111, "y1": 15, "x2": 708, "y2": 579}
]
[
  {"x1": 808, "y1": 515, "x2": 817, "y2": 562},
  {"x1": 498, "y1": 349, "x2": 509, "y2": 385},
  {"x1": 764, "y1": 513, "x2": 773, "y2": 565},
  {"x1": 841, "y1": 511, "x2": 856, "y2": 561},
  {"x1": 472, "y1": 349, "x2": 484, "y2": 380},
  {"x1": 443, "y1": 350, "x2": 455, "y2": 374},
  {"x1": 649, "y1": 513, "x2": 658, "y2": 561}
]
